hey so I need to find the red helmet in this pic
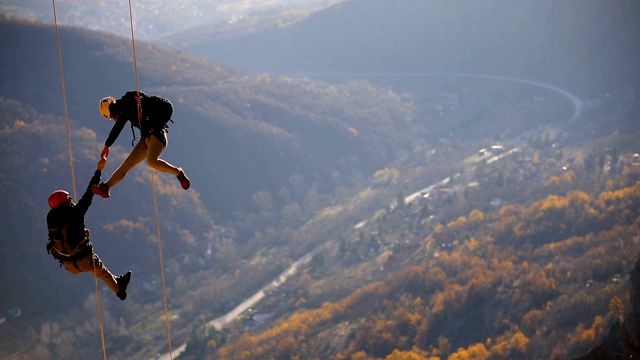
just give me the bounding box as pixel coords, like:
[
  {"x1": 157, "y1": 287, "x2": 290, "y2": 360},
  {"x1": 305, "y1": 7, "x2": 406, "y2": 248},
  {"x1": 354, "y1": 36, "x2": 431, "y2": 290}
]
[{"x1": 48, "y1": 190, "x2": 71, "y2": 209}]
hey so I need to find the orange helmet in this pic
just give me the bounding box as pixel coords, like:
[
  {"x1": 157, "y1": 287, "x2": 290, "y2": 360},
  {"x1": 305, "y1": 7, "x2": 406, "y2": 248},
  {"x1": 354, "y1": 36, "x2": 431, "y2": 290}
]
[
  {"x1": 99, "y1": 96, "x2": 116, "y2": 120},
  {"x1": 48, "y1": 190, "x2": 71, "y2": 209}
]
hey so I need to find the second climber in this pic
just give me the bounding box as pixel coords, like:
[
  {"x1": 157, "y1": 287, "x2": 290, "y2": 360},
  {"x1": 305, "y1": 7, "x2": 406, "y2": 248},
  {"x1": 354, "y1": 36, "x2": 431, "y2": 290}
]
[{"x1": 93, "y1": 91, "x2": 190, "y2": 198}]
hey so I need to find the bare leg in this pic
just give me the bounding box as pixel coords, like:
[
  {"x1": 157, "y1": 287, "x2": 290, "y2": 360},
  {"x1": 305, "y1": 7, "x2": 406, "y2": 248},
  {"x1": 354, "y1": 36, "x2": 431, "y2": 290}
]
[
  {"x1": 146, "y1": 135, "x2": 180, "y2": 176},
  {"x1": 105, "y1": 139, "x2": 148, "y2": 188}
]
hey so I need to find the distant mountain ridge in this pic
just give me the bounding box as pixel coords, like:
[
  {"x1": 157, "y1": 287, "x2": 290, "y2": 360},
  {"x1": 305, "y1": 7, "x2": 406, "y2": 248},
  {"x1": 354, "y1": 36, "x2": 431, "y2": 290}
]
[
  {"x1": 163, "y1": 0, "x2": 640, "y2": 98},
  {"x1": 0, "y1": 0, "x2": 344, "y2": 41}
]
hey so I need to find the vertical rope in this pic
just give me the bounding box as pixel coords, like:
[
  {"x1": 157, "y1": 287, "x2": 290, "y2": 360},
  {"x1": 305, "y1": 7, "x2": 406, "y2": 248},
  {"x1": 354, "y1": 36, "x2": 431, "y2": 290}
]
[
  {"x1": 152, "y1": 170, "x2": 174, "y2": 358},
  {"x1": 127, "y1": 0, "x2": 141, "y2": 101},
  {"x1": 52, "y1": 0, "x2": 77, "y2": 200},
  {"x1": 128, "y1": 1, "x2": 173, "y2": 357},
  {"x1": 93, "y1": 259, "x2": 108, "y2": 360},
  {"x1": 52, "y1": 1, "x2": 106, "y2": 359}
]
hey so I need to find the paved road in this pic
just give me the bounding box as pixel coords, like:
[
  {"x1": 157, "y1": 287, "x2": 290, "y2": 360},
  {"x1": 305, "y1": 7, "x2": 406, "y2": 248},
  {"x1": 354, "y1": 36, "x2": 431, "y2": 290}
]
[
  {"x1": 153, "y1": 244, "x2": 325, "y2": 360},
  {"x1": 282, "y1": 72, "x2": 584, "y2": 122},
  {"x1": 153, "y1": 74, "x2": 583, "y2": 360}
]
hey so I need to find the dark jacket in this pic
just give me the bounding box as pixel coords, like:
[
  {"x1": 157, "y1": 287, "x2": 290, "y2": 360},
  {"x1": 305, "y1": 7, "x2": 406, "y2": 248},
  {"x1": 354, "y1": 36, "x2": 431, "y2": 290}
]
[
  {"x1": 46, "y1": 170, "x2": 101, "y2": 261},
  {"x1": 105, "y1": 91, "x2": 173, "y2": 147}
]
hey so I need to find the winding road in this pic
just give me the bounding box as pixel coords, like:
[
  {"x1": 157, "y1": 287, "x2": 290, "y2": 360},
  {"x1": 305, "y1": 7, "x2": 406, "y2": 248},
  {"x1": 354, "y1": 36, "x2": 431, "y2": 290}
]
[{"x1": 153, "y1": 74, "x2": 582, "y2": 360}]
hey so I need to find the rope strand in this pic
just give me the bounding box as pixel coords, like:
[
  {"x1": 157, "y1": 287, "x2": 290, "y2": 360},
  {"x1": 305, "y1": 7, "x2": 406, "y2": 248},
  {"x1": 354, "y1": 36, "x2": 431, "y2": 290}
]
[
  {"x1": 153, "y1": 170, "x2": 174, "y2": 357},
  {"x1": 94, "y1": 260, "x2": 108, "y2": 360},
  {"x1": 128, "y1": 1, "x2": 174, "y2": 357},
  {"x1": 52, "y1": 1, "x2": 106, "y2": 359},
  {"x1": 52, "y1": 0, "x2": 77, "y2": 200}
]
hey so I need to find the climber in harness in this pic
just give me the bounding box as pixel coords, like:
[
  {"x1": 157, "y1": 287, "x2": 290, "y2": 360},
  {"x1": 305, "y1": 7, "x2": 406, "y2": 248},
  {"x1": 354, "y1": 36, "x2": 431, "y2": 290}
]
[
  {"x1": 92, "y1": 91, "x2": 191, "y2": 198},
  {"x1": 47, "y1": 157, "x2": 132, "y2": 300}
]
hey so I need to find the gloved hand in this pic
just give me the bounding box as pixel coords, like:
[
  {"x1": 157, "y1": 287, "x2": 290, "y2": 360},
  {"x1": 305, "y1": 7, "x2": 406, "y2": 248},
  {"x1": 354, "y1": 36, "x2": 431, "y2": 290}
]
[{"x1": 100, "y1": 146, "x2": 110, "y2": 159}]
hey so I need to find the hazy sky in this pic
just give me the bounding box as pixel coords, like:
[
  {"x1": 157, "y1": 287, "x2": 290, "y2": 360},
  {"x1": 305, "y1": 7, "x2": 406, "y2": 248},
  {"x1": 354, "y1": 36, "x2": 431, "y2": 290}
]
[{"x1": 0, "y1": 0, "x2": 343, "y2": 40}]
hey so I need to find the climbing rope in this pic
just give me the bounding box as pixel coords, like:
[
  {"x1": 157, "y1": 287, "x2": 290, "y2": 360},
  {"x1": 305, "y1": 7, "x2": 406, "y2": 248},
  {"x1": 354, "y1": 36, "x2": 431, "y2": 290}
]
[
  {"x1": 52, "y1": 1, "x2": 107, "y2": 359},
  {"x1": 127, "y1": 1, "x2": 174, "y2": 357},
  {"x1": 52, "y1": 0, "x2": 76, "y2": 200}
]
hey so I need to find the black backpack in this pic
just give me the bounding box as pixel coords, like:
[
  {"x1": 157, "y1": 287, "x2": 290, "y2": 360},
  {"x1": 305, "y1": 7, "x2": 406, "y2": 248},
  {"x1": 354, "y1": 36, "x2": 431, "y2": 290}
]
[
  {"x1": 125, "y1": 92, "x2": 175, "y2": 144},
  {"x1": 140, "y1": 93, "x2": 174, "y2": 128}
]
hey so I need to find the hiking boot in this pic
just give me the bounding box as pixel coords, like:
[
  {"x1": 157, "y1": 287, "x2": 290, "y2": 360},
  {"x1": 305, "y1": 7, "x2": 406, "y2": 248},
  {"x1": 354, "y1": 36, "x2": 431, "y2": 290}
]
[
  {"x1": 91, "y1": 182, "x2": 110, "y2": 198},
  {"x1": 176, "y1": 168, "x2": 190, "y2": 190},
  {"x1": 116, "y1": 271, "x2": 132, "y2": 301}
]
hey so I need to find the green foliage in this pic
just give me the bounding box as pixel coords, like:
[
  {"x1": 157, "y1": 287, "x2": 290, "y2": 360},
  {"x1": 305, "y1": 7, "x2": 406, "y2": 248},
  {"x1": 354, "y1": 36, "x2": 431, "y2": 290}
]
[{"x1": 180, "y1": 325, "x2": 226, "y2": 359}]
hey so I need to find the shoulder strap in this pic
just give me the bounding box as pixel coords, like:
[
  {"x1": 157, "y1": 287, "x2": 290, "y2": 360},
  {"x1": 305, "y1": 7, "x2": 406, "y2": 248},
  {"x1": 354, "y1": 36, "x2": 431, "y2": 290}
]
[{"x1": 130, "y1": 123, "x2": 137, "y2": 146}]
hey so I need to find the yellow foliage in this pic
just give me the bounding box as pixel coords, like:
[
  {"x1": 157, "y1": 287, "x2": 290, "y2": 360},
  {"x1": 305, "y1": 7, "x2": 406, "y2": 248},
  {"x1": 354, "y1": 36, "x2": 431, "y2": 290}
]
[
  {"x1": 576, "y1": 316, "x2": 603, "y2": 344},
  {"x1": 351, "y1": 351, "x2": 371, "y2": 360},
  {"x1": 608, "y1": 296, "x2": 624, "y2": 317},
  {"x1": 545, "y1": 175, "x2": 560, "y2": 186},
  {"x1": 469, "y1": 209, "x2": 484, "y2": 223},
  {"x1": 489, "y1": 340, "x2": 509, "y2": 357},
  {"x1": 465, "y1": 237, "x2": 479, "y2": 251},
  {"x1": 386, "y1": 349, "x2": 428, "y2": 360},
  {"x1": 206, "y1": 339, "x2": 217, "y2": 350},
  {"x1": 466, "y1": 343, "x2": 489, "y2": 359},
  {"x1": 509, "y1": 331, "x2": 530, "y2": 352},
  {"x1": 432, "y1": 293, "x2": 446, "y2": 314},
  {"x1": 578, "y1": 324, "x2": 596, "y2": 343},
  {"x1": 521, "y1": 309, "x2": 543, "y2": 332},
  {"x1": 561, "y1": 170, "x2": 576, "y2": 183},
  {"x1": 447, "y1": 216, "x2": 468, "y2": 230},
  {"x1": 447, "y1": 348, "x2": 469, "y2": 360}
]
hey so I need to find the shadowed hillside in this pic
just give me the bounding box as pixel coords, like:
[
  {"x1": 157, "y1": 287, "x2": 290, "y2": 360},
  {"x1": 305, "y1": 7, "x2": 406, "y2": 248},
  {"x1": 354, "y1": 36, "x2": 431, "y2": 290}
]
[
  {"x1": 0, "y1": 14, "x2": 419, "y2": 348},
  {"x1": 0, "y1": 14, "x2": 416, "y2": 220}
]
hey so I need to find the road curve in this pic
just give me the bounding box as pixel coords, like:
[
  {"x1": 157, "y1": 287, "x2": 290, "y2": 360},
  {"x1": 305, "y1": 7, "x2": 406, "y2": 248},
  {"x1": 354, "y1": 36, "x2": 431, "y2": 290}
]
[
  {"x1": 153, "y1": 73, "x2": 582, "y2": 360},
  {"x1": 281, "y1": 72, "x2": 584, "y2": 122}
]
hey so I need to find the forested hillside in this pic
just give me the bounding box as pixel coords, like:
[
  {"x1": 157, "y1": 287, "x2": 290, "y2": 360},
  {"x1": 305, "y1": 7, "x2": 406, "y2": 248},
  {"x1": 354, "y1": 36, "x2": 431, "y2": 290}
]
[
  {"x1": 1, "y1": 8, "x2": 639, "y2": 360},
  {"x1": 206, "y1": 154, "x2": 640, "y2": 359},
  {"x1": 0, "y1": 15, "x2": 421, "y2": 358}
]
